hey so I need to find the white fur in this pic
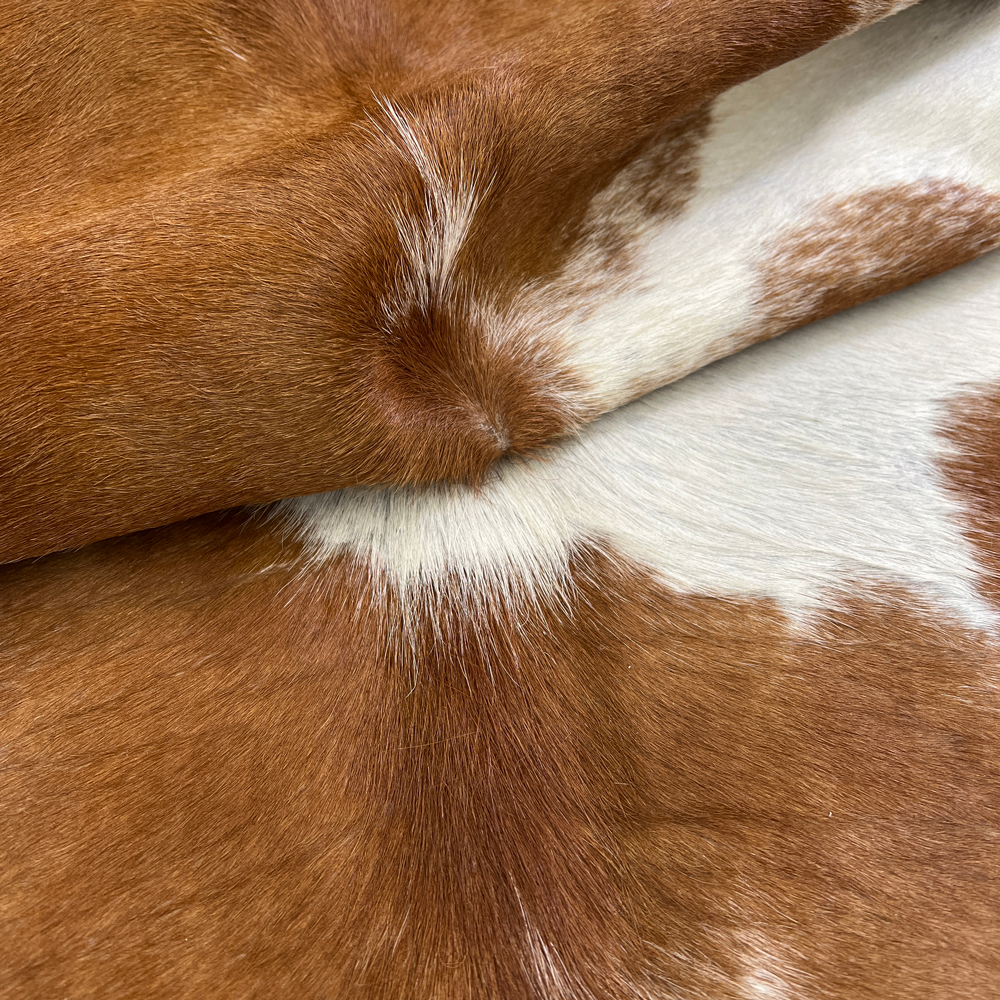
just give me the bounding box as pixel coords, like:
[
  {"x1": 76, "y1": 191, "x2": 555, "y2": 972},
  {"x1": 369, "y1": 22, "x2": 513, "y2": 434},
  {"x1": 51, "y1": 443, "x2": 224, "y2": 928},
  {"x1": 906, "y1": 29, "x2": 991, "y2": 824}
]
[
  {"x1": 371, "y1": 100, "x2": 484, "y2": 317},
  {"x1": 545, "y1": 0, "x2": 1000, "y2": 410},
  {"x1": 283, "y1": 249, "x2": 1000, "y2": 630},
  {"x1": 735, "y1": 933, "x2": 809, "y2": 1000}
]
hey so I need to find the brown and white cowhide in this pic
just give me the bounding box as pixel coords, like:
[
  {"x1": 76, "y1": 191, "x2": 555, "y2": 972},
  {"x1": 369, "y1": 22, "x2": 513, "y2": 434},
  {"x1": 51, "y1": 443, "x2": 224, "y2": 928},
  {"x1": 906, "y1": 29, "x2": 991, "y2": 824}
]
[
  {"x1": 6, "y1": 0, "x2": 998, "y2": 564},
  {"x1": 3, "y1": 247, "x2": 999, "y2": 996}
]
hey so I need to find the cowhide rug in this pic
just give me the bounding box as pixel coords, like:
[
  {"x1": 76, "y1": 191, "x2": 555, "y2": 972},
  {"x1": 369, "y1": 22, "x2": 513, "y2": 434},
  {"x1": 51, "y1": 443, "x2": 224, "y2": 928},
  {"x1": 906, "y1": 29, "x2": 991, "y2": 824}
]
[{"x1": 1, "y1": 2, "x2": 999, "y2": 997}]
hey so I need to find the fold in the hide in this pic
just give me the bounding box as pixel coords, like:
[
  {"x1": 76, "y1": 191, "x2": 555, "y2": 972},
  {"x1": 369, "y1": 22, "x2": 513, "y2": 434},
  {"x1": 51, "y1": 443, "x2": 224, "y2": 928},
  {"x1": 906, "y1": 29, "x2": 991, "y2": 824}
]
[{"x1": 0, "y1": 0, "x2": 933, "y2": 563}]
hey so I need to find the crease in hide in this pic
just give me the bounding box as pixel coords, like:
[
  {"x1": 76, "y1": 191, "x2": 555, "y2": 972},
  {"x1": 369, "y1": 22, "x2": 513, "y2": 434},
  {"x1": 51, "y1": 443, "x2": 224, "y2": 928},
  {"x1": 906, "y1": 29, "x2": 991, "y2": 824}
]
[
  {"x1": 279, "y1": 251, "x2": 1000, "y2": 640},
  {"x1": 850, "y1": 0, "x2": 921, "y2": 26},
  {"x1": 359, "y1": 96, "x2": 596, "y2": 457}
]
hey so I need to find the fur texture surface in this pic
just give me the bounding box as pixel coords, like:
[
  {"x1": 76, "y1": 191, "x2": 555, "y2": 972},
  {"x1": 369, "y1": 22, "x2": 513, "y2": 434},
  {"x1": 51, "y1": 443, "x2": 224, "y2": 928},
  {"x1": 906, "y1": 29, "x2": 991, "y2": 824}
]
[
  {"x1": 3, "y1": 3, "x2": 1000, "y2": 998},
  {"x1": 551, "y1": 0, "x2": 1000, "y2": 406},
  {"x1": 0, "y1": 0, "x2": 943, "y2": 563},
  {"x1": 284, "y1": 251, "x2": 1000, "y2": 632}
]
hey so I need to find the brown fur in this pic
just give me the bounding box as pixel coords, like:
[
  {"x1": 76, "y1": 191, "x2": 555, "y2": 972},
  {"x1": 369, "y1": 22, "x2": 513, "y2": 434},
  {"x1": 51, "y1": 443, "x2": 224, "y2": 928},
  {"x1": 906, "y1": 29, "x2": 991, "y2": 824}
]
[
  {"x1": 943, "y1": 386, "x2": 1000, "y2": 605},
  {"x1": 1, "y1": 497, "x2": 997, "y2": 998},
  {"x1": 0, "y1": 0, "x2": 890, "y2": 564},
  {"x1": 754, "y1": 180, "x2": 1000, "y2": 340}
]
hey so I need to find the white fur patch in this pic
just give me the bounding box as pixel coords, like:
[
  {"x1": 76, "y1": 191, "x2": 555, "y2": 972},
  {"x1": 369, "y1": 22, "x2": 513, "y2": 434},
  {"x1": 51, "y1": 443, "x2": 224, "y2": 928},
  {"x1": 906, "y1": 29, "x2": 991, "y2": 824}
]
[
  {"x1": 369, "y1": 99, "x2": 484, "y2": 316},
  {"x1": 283, "y1": 250, "x2": 1000, "y2": 630},
  {"x1": 544, "y1": 0, "x2": 1000, "y2": 410},
  {"x1": 735, "y1": 932, "x2": 810, "y2": 1000}
]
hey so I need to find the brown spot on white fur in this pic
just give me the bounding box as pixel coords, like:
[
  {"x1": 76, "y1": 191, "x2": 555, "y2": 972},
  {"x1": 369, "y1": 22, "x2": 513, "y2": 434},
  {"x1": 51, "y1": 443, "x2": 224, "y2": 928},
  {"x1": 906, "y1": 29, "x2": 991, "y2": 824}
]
[
  {"x1": 941, "y1": 385, "x2": 1000, "y2": 607},
  {"x1": 753, "y1": 181, "x2": 1000, "y2": 340},
  {"x1": 564, "y1": 105, "x2": 713, "y2": 281}
]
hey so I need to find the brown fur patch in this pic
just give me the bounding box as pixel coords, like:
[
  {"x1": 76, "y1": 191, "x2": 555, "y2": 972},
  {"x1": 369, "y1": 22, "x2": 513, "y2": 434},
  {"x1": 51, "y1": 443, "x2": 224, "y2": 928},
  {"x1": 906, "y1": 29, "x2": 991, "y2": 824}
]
[
  {"x1": 552, "y1": 104, "x2": 714, "y2": 286},
  {"x1": 1, "y1": 512, "x2": 996, "y2": 998},
  {"x1": 753, "y1": 180, "x2": 1000, "y2": 341},
  {"x1": 941, "y1": 385, "x2": 1000, "y2": 606}
]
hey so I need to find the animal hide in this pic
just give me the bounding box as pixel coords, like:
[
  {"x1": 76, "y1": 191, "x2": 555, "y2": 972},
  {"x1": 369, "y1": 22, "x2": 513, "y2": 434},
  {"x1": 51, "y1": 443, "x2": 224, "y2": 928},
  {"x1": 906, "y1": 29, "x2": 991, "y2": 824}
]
[{"x1": 2, "y1": 1, "x2": 1000, "y2": 998}]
